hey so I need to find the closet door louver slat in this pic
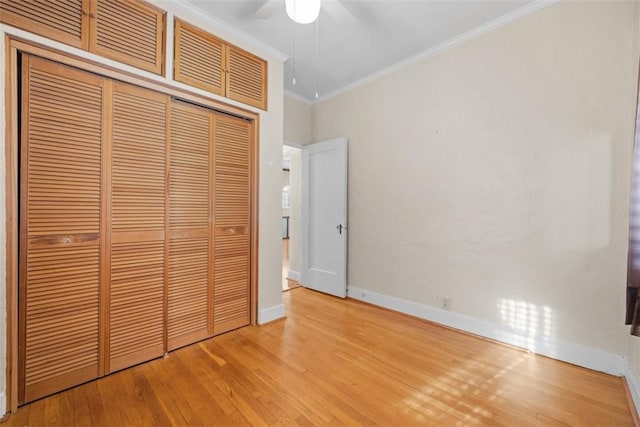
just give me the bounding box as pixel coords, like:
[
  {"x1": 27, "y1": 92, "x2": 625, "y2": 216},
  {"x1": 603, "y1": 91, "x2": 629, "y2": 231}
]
[
  {"x1": 109, "y1": 82, "x2": 167, "y2": 372},
  {"x1": 168, "y1": 101, "x2": 213, "y2": 349},
  {"x1": 213, "y1": 114, "x2": 251, "y2": 334},
  {"x1": 0, "y1": 0, "x2": 90, "y2": 49},
  {"x1": 17, "y1": 46, "x2": 255, "y2": 403},
  {"x1": 91, "y1": 0, "x2": 165, "y2": 75},
  {"x1": 20, "y1": 56, "x2": 103, "y2": 404}
]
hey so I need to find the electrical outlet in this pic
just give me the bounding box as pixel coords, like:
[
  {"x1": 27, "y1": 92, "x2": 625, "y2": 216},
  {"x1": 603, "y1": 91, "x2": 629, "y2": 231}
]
[{"x1": 441, "y1": 297, "x2": 451, "y2": 311}]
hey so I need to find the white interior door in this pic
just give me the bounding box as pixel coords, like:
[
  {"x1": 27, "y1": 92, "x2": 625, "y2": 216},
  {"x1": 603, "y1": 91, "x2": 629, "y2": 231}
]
[{"x1": 301, "y1": 137, "x2": 348, "y2": 297}]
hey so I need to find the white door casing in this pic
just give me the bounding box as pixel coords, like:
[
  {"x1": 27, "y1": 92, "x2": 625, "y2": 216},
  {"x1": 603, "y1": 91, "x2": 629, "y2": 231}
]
[{"x1": 301, "y1": 137, "x2": 348, "y2": 297}]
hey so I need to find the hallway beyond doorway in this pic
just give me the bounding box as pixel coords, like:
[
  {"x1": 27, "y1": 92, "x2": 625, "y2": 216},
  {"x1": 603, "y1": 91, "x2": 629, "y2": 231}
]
[{"x1": 282, "y1": 239, "x2": 301, "y2": 291}]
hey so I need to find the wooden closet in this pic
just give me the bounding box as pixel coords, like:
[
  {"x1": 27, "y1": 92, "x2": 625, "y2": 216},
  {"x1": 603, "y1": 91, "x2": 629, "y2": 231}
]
[
  {"x1": 19, "y1": 54, "x2": 254, "y2": 404},
  {"x1": 0, "y1": 0, "x2": 165, "y2": 74},
  {"x1": 174, "y1": 19, "x2": 268, "y2": 110}
]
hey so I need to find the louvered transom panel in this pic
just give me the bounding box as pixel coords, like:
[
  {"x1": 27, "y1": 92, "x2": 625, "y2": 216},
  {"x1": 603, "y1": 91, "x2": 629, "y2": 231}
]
[
  {"x1": 93, "y1": 0, "x2": 165, "y2": 74},
  {"x1": 110, "y1": 241, "x2": 164, "y2": 371},
  {"x1": 174, "y1": 19, "x2": 224, "y2": 96},
  {"x1": 26, "y1": 67, "x2": 102, "y2": 236},
  {"x1": 168, "y1": 238, "x2": 209, "y2": 348},
  {"x1": 170, "y1": 103, "x2": 210, "y2": 230},
  {"x1": 227, "y1": 46, "x2": 267, "y2": 110},
  {"x1": 215, "y1": 116, "x2": 250, "y2": 228},
  {"x1": 24, "y1": 244, "x2": 100, "y2": 399},
  {"x1": 0, "y1": 0, "x2": 88, "y2": 48},
  {"x1": 112, "y1": 87, "x2": 166, "y2": 233}
]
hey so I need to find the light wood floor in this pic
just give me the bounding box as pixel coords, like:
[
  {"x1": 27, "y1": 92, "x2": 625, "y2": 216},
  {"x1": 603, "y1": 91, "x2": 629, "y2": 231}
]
[{"x1": 4, "y1": 288, "x2": 636, "y2": 426}]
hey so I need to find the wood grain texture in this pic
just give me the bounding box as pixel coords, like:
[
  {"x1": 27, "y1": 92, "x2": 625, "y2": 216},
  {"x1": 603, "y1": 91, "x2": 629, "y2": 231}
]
[
  {"x1": 167, "y1": 101, "x2": 212, "y2": 350},
  {"x1": 4, "y1": 288, "x2": 637, "y2": 426},
  {"x1": 0, "y1": 0, "x2": 90, "y2": 49},
  {"x1": 6, "y1": 39, "x2": 20, "y2": 414},
  {"x1": 0, "y1": 0, "x2": 164, "y2": 74},
  {"x1": 7, "y1": 40, "x2": 257, "y2": 408},
  {"x1": 226, "y1": 45, "x2": 268, "y2": 110},
  {"x1": 90, "y1": 0, "x2": 165, "y2": 75},
  {"x1": 9, "y1": 38, "x2": 260, "y2": 122},
  {"x1": 19, "y1": 56, "x2": 103, "y2": 404},
  {"x1": 173, "y1": 18, "x2": 267, "y2": 110},
  {"x1": 173, "y1": 19, "x2": 226, "y2": 96},
  {"x1": 109, "y1": 82, "x2": 167, "y2": 373},
  {"x1": 213, "y1": 114, "x2": 251, "y2": 334}
]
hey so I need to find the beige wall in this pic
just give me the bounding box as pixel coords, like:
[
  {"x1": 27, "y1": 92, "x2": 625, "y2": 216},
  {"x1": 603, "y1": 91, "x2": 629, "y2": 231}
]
[
  {"x1": 258, "y1": 61, "x2": 286, "y2": 317},
  {"x1": 283, "y1": 95, "x2": 310, "y2": 279},
  {"x1": 312, "y1": 0, "x2": 639, "y2": 355},
  {"x1": 284, "y1": 95, "x2": 313, "y2": 145}
]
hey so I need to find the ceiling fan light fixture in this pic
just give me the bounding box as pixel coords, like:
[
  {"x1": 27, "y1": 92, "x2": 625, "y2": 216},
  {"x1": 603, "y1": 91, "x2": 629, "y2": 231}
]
[{"x1": 286, "y1": 0, "x2": 321, "y2": 24}]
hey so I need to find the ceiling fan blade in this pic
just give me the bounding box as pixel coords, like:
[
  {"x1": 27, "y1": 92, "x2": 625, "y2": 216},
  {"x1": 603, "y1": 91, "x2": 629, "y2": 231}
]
[
  {"x1": 255, "y1": 0, "x2": 281, "y2": 19},
  {"x1": 322, "y1": 0, "x2": 358, "y2": 26}
]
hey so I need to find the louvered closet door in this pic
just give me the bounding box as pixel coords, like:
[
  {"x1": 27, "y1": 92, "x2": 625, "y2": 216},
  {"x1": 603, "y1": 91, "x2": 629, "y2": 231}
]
[
  {"x1": 109, "y1": 82, "x2": 167, "y2": 372},
  {"x1": 227, "y1": 46, "x2": 267, "y2": 110},
  {"x1": 167, "y1": 101, "x2": 213, "y2": 350},
  {"x1": 19, "y1": 56, "x2": 104, "y2": 403},
  {"x1": 0, "y1": 0, "x2": 90, "y2": 49},
  {"x1": 90, "y1": 0, "x2": 165, "y2": 75},
  {"x1": 213, "y1": 114, "x2": 252, "y2": 334},
  {"x1": 174, "y1": 19, "x2": 226, "y2": 96}
]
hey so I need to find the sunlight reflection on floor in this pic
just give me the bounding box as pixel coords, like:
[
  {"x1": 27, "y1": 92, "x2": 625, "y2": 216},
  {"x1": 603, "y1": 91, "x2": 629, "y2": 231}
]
[{"x1": 401, "y1": 350, "x2": 528, "y2": 425}]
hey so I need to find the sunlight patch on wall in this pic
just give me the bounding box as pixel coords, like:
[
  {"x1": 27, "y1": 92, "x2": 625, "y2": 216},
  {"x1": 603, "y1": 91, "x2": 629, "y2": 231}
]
[{"x1": 498, "y1": 299, "x2": 554, "y2": 352}]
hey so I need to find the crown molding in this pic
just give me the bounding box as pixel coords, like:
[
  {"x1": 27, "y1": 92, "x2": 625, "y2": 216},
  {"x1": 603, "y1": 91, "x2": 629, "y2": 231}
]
[
  {"x1": 285, "y1": 89, "x2": 313, "y2": 106},
  {"x1": 148, "y1": 0, "x2": 288, "y2": 63},
  {"x1": 313, "y1": 0, "x2": 559, "y2": 105}
]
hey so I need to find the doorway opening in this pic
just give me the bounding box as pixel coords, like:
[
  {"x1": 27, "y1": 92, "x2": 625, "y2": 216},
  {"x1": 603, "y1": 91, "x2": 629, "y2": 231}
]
[{"x1": 282, "y1": 144, "x2": 302, "y2": 291}]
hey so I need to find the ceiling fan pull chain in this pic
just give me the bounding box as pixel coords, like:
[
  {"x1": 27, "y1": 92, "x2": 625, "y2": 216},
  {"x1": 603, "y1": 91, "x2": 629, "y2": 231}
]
[
  {"x1": 292, "y1": 9, "x2": 297, "y2": 85},
  {"x1": 315, "y1": 15, "x2": 319, "y2": 99}
]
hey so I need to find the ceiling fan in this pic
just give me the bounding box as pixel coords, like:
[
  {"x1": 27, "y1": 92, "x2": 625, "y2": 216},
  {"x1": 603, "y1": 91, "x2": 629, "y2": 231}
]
[{"x1": 254, "y1": 0, "x2": 358, "y2": 26}]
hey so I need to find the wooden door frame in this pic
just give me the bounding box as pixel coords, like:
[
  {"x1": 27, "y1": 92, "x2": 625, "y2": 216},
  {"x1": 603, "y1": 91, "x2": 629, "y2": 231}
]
[{"x1": 3, "y1": 35, "x2": 261, "y2": 414}]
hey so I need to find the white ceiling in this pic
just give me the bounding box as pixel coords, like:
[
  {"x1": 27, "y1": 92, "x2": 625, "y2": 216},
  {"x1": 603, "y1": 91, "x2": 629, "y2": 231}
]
[{"x1": 184, "y1": 0, "x2": 536, "y2": 102}]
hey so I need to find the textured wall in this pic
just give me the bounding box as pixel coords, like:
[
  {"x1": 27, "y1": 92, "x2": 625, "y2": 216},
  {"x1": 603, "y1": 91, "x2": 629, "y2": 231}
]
[{"x1": 312, "y1": 0, "x2": 639, "y2": 355}]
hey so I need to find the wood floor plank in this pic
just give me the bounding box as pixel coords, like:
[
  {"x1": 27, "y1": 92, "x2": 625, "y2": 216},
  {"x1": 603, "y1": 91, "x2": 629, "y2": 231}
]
[
  {"x1": 43, "y1": 394, "x2": 63, "y2": 427},
  {"x1": 149, "y1": 353, "x2": 227, "y2": 425},
  {"x1": 172, "y1": 347, "x2": 257, "y2": 422},
  {"x1": 83, "y1": 381, "x2": 110, "y2": 426},
  {"x1": 4, "y1": 287, "x2": 636, "y2": 426},
  {"x1": 136, "y1": 362, "x2": 189, "y2": 426},
  {"x1": 190, "y1": 343, "x2": 302, "y2": 424},
  {"x1": 68, "y1": 385, "x2": 92, "y2": 426}
]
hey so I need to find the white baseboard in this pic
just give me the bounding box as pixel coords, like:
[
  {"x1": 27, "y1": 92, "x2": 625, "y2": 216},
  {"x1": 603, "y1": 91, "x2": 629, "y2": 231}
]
[
  {"x1": 623, "y1": 357, "x2": 640, "y2": 416},
  {"x1": 258, "y1": 304, "x2": 285, "y2": 324},
  {"x1": 0, "y1": 391, "x2": 5, "y2": 417},
  {"x1": 347, "y1": 286, "x2": 626, "y2": 376},
  {"x1": 287, "y1": 270, "x2": 300, "y2": 281}
]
